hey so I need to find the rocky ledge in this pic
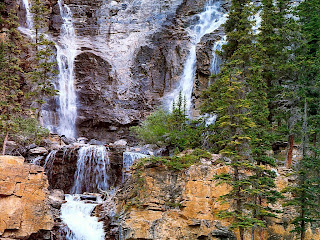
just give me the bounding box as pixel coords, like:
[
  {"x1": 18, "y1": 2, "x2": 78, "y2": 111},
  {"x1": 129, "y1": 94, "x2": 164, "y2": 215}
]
[
  {"x1": 102, "y1": 156, "x2": 320, "y2": 240},
  {"x1": 0, "y1": 156, "x2": 54, "y2": 239}
]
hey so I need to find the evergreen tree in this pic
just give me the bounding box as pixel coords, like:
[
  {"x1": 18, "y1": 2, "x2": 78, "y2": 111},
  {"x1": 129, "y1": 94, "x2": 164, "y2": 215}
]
[
  {"x1": 28, "y1": 0, "x2": 57, "y2": 117},
  {"x1": 0, "y1": 7, "x2": 23, "y2": 154},
  {"x1": 283, "y1": 1, "x2": 320, "y2": 239},
  {"x1": 203, "y1": 1, "x2": 282, "y2": 238}
]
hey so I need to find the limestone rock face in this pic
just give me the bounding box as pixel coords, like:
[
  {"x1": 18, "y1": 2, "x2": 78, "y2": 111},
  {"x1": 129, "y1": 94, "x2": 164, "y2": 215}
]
[
  {"x1": 44, "y1": 0, "x2": 221, "y2": 141},
  {"x1": 0, "y1": 156, "x2": 54, "y2": 239},
  {"x1": 103, "y1": 162, "x2": 234, "y2": 240},
  {"x1": 103, "y1": 162, "x2": 320, "y2": 240}
]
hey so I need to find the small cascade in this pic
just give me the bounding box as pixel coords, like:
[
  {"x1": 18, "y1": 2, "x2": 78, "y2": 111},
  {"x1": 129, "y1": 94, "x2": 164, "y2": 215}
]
[
  {"x1": 60, "y1": 194, "x2": 105, "y2": 240},
  {"x1": 31, "y1": 156, "x2": 43, "y2": 165},
  {"x1": 71, "y1": 145, "x2": 110, "y2": 194},
  {"x1": 43, "y1": 150, "x2": 58, "y2": 180},
  {"x1": 252, "y1": 10, "x2": 262, "y2": 34},
  {"x1": 210, "y1": 36, "x2": 226, "y2": 76},
  {"x1": 21, "y1": 0, "x2": 33, "y2": 29},
  {"x1": 165, "y1": 0, "x2": 227, "y2": 116},
  {"x1": 122, "y1": 152, "x2": 148, "y2": 181}
]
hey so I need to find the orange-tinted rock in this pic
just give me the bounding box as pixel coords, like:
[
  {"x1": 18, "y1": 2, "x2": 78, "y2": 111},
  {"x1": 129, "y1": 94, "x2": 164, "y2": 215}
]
[
  {"x1": 104, "y1": 162, "x2": 320, "y2": 240},
  {"x1": 0, "y1": 156, "x2": 54, "y2": 239}
]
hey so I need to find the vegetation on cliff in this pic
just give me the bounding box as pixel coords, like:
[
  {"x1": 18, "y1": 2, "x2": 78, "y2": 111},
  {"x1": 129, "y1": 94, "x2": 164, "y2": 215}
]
[
  {"x1": 133, "y1": 0, "x2": 320, "y2": 239},
  {"x1": 0, "y1": 2, "x2": 54, "y2": 154}
]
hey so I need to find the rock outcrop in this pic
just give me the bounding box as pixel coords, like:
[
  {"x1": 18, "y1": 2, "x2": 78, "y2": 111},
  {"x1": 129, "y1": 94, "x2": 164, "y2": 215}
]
[
  {"x1": 0, "y1": 156, "x2": 54, "y2": 239},
  {"x1": 36, "y1": 144, "x2": 124, "y2": 193},
  {"x1": 35, "y1": 0, "x2": 224, "y2": 142},
  {"x1": 102, "y1": 160, "x2": 320, "y2": 240}
]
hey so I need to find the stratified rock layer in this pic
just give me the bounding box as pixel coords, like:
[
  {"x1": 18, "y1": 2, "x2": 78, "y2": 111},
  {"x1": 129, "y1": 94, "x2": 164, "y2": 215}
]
[
  {"x1": 103, "y1": 161, "x2": 320, "y2": 240},
  {"x1": 0, "y1": 156, "x2": 54, "y2": 239}
]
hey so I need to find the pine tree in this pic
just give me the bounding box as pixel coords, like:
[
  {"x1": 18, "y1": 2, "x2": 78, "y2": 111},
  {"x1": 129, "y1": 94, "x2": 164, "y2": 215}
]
[
  {"x1": 0, "y1": 7, "x2": 23, "y2": 154},
  {"x1": 283, "y1": 1, "x2": 320, "y2": 239},
  {"x1": 202, "y1": 1, "x2": 283, "y2": 238},
  {"x1": 28, "y1": 0, "x2": 57, "y2": 117}
]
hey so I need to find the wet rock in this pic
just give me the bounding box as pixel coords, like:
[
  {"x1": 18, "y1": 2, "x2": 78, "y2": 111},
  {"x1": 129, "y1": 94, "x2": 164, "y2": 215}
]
[
  {"x1": 77, "y1": 137, "x2": 88, "y2": 144},
  {"x1": 28, "y1": 147, "x2": 49, "y2": 155},
  {"x1": 61, "y1": 136, "x2": 76, "y2": 145},
  {"x1": 49, "y1": 189, "x2": 65, "y2": 209},
  {"x1": 88, "y1": 139, "x2": 105, "y2": 145},
  {"x1": 113, "y1": 139, "x2": 127, "y2": 147}
]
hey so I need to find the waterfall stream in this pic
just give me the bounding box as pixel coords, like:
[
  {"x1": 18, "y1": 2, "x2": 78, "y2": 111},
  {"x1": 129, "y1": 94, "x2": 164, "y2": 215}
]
[
  {"x1": 165, "y1": 0, "x2": 227, "y2": 116},
  {"x1": 210, "y1": 36, "x2": 226, "y2": 76},
  {"x1": 54, "y1": 0, "x2": 78, "y2": 138},
  {"x1": 71, "y1": 145, "x2": 110, "y2": 194},
  {"x1": 21, "y1": 0, "x2": 78, "y2": 138},
  {"x1": 122, "y1": 152, "x2": 148, "y2": 181},
  {"x1": 59, "y1": 145, "x2": 109, "y2": 240},
  {"x1": 21, "y1": 0, "x2": 33, "y2": 29},
  {"x1": 60, "y1": 195, "x2": 105, "y2": 240}
]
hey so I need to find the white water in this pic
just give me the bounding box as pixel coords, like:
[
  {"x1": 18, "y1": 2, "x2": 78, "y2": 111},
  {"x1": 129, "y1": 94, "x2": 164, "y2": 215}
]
[
  {"x1": 71, "y1": 145, "x2": 110, "y2": 194},
  {"x1": 54, "y1": 0, "x2": 78, "y2": 138},
  {"x1": 165, "y1": 0, "x2": 227, "y2": 116},
  {"x1": 210, "y1": 36, "x2": 226, "y2": 76},
  {"x1": 61, "y1": 195, "x2": 105, "y2": 240},
  {"x1": 21, "y1": 0, "x2": 33, "y2": 30},
  {"x1": 122, "y1": 152, "x2": 148, "y2": 181},
  {"x1": 31, "y1": 156, "x2": 43, "y2": 165},
  {"x1": 43, "y1": 150, "x2": 58, "y2": 180},
  {"x1": 20, "y1": 0, "x2": 78, "y2": 138}
]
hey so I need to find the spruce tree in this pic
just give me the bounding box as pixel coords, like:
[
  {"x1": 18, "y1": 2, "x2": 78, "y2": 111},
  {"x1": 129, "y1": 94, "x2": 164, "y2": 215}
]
[
  {"x1": 283, "y1": 1, "x2": 320, "y2": 239},
  {"x1": 0, "y1": 7, "x2": 23, "y2": 154},
  {"x1": 28, "y1": 0, "x2": 57, "y2": 117},
  {"x1": 203, "y1": 1, "x2": 282, "y2": 238}
]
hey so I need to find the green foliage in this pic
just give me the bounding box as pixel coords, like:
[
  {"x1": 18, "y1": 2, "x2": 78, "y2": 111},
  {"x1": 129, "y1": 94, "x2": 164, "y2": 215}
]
[
  {"x1": 131, "y1": 93, "x2": 205, "y2": 151},
  {"x1": 0, "y1": 4, "x2": 51, "y2": 153},
  {"x1": 202, "y1": 0, "x2": 283, "y2": 238},
  {"x1": 131, "y1": 109, "x2": 170, "y2": 147},
  {"x1": 28, "y1": 0, "x2": 57, "y2": 114},
  {"x1": 133, "y1": 148, "x2": 211, "y2": 171}
]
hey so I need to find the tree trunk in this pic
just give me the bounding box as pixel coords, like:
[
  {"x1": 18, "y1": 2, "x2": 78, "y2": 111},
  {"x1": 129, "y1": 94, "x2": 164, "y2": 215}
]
[
  {"x1": 2, "y1": 131, "x2": 8, "y2": 155},
  {"x1": 234, "y1": 165, "x2": 244, "y2": 240},
  {"x1": 286, "y1": 134, "x2": 294, "y2": 168},
  {"x1": 313, "y1": 133, "x2": 317, "y2": 157},
  {"x1": 300, "y1": 99, "x2": 307, "y2": 240}
]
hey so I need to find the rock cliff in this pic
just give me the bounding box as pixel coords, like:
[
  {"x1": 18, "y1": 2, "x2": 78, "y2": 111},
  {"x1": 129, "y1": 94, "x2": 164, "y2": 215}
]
[
  {"x1": 102, "y1": 159, "x2": 320, "y2": 240},
  {"x1": 0, "y1": 156, "x2": 54, "y2": 239},
  {"x1": 16, "y1": 0, "x2": 225, "y2": 142}
]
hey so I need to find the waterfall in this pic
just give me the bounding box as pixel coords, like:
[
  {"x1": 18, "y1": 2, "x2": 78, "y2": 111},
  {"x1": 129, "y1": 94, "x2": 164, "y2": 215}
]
[
  {"x1": 71, "y1": 146, "x2": 110, "y2": 194},
  {"x1": 20, "y1": 0, "x2": 78, "y2": 138},
  {"x1": 60, "y1": 195, "x2": 105, "y2": 240},
  {"x1": 54, "y1": 0, "x2": 78, "y2": 138},
  {"x1": 122, "y1": 152, "x2": 148, "y2": 181},
  {"x1": 21, "y1": 0, "x2": 33, "y2": 29},
  {"x1": 165, "y1": 0, "x2": 227, "y2": 116},
  {"x1": 210, "y1": 36, "x2": 226, "y2": 76},
  {"x1": 43, "y1": 150, "x2": 58, "y2": 181}
]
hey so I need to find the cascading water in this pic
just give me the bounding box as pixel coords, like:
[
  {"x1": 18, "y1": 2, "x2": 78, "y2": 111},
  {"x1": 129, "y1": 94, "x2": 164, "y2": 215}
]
[
  {"x1": 52, "y1": 0, "x2": 78, "y2": 138},
  {"x1": 42, "y1": 150, "x2": 58, "y2": 182},
  {"x1": 60, "y1": 195, "x2": 105, "y2": 240},
  {"x1": 210, "y1": 36, "x2": 226, "y2": 76},
  {"x1": 71, "y1": 145, "x2": 110, "y2": 194},
  {"x1": 122, "y1": 152, "x2": 148, "y2": 181},
  {"x1": 165, "y1": 0, "x2": 227, "y2": 116},
  {"x1": 21, "y1": 0, "x2": 33, "y2": 29},
  {"x1": 20, "y1": 0, "x2": 78, "y2": 138}
]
